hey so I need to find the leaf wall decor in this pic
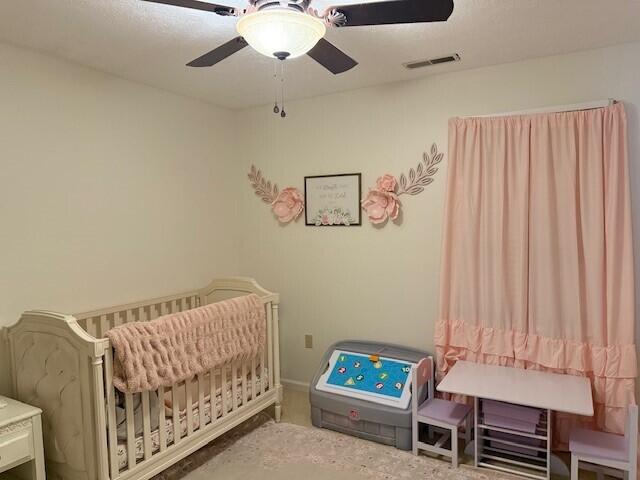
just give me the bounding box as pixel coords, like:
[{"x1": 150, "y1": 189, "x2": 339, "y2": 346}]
[
  {"x1": 248, "y1": 165, "x2": 279, "y2": 204},
  {"x1": 396, "y1": 143, "x2": 444, "y2": 197}
]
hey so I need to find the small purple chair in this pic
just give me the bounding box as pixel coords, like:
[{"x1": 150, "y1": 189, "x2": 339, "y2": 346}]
[
  {"x1": 412, "y1": 357, "x2": 473, "y2": 467},
  {"x1": 569, "y1": 404, "x2": 638, "y2": 480}
]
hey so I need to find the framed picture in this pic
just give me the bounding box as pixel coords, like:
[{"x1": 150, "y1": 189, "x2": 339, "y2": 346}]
[{"x1": 304, "y1": 173, "x2": 362, "y2": 226}]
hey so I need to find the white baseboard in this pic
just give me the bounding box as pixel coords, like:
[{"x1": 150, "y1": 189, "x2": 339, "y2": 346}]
[{"x1": 281, "y1": 378, "x2": 310, "y2": 393}]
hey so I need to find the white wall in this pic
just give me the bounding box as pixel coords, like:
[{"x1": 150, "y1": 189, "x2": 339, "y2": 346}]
[
  {"x1": 2, "y1": 40, "x2": 639, "y2": 398},
  {"x1": 0, "y1": 43, "x2": 241, "y2": 394},
  {"x1": 236, "y1": 42, "x2": 640, "y2": 387}
]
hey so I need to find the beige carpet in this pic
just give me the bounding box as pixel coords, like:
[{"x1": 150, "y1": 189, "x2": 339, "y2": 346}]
[{"x1": 153, "y1": 413, "x2": 510, "y2": 480}]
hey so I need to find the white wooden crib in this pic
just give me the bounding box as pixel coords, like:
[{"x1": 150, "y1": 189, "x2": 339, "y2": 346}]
[{"x1": 6, "y1": 277, "x2": 282, "y2": 480}]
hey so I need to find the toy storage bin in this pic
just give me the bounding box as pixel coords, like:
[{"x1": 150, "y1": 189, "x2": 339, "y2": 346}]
[{"x1": 309, "y1": 340, "x2": 430, "y2": 450}]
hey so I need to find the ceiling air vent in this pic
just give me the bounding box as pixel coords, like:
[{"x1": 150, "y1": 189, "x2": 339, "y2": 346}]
[{"x1": 404, "y1": 54, "x2": 461, "y2": 70}]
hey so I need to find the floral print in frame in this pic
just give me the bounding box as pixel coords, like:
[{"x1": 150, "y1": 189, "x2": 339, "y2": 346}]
[{"x1": 304, "y1": 173, "x2": 362, "y2": 227}]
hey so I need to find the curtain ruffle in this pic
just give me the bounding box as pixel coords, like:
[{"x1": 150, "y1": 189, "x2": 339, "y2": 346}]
[{"x1": 435, "y1": 318, "x2": 637, "y2": 449}]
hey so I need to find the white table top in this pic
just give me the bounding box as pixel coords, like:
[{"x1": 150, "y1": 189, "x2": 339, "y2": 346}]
[{"x1": 436, "y1": 361, "x2": 594, "y2": 416}]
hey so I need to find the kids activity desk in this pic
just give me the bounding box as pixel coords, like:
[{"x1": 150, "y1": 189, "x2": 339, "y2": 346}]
[{"x1": 437, "y1": 361, "x2": 593, "y2": 479}]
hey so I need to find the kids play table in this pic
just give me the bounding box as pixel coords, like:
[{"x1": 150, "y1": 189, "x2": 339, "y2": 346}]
[{"x1": 437, "y1": 361, "x2": 593, "y2": 479}]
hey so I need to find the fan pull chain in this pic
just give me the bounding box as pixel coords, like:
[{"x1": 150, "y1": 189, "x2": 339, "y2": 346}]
[
  {"x1": 272, "y1": 60, "x2": 280, "y2": 114},
  {"x1": 280, "y1": 60, "x2": 286, "y2": 118}
]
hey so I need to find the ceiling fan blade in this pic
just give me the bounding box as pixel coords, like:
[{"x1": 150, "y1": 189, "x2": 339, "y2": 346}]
[
  {"x1": 327, "y1": 0, "x2": 454, "y2": 27},
  {"x1": 307, "y1": 38, "x2": 358, "y2": 74},
  {"x1": 187, "y1": 37, "x2": 248, "y2": 67},
  {"x1": 141, "y1": 0, "x2": 236, "y2": 15}
]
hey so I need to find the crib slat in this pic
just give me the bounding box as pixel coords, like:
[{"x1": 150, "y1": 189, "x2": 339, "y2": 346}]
[
  {"x1": 185, "y1": 378, "x2": 194, "y2": 436},
  {"x1": 198, "y1": 374, "x2": 205, "y2": 430},
  {"x1": 251, "y1": 357, "x2": 257, "y2": 401},
  {"x1": 86, "y1": 317, "x2": 97, "y2": 337},
  {"x1": 172, "y1": 385, "x2": 180, "y2": 444},
  {"x1": 241, "y1": 362, "x2": 248, "y2": 407},
  {"x1": 221, "y1": 367, "x2": 228, "y2": 417},
  {"x1": 99, "y1": 314, "x2": 108, "y2": 338},
  {"x1": 113, "y1": 311, "x2": 122, "y2": 327},
  {"x1": 125, "y1": 393, "x2": 136, "y2": 470},
  {"x1": 267, "y1": 304, "x2": 274, "y2": 390},
  {"x1": 209, "y1": 368, "x2": 216, "y2": 423},
  {"x1": 104, "y1": 348, "x2": 120, "y2": 479},
  {"x1": 260, "y1": 349, "x2": 266, "y2": 396},
  {"x1": 141, "y1": 392, "x2": 152, "y2": 461},
  {"x1": 231, "y1": 362, "x2": 239, "y2": 411},
  {"x1": 158, "y1": 386, "x2": 167, "y2": 452}
]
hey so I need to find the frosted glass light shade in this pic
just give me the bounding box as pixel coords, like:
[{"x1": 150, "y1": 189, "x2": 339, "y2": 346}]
[{"x1": 236, "y1": 9, "x2": 326, "y2": 59}]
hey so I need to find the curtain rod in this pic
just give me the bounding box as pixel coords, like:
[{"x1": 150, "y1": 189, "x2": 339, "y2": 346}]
[{"x1": 462, "y1": 98, "x2": 616, "y2": 119}]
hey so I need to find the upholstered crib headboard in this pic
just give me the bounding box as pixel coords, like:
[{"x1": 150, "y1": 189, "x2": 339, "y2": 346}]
[{"x1": 7, "y1": 311, "x2": 106, "y2": 480}]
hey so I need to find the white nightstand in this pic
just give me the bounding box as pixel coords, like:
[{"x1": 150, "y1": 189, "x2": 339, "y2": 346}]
[{"x1": 0, "y1": 396, "x2": 45, "y2": 480}]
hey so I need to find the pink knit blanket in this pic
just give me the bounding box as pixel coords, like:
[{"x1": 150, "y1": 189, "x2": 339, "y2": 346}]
[{"x1": 106, "y1": 294, "x2": 266, "y2": 393}]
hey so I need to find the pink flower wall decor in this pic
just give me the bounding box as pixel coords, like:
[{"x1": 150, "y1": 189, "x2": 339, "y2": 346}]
[
  {"x1": 361, "y1": 188, "x2": 401, "y2": 225},
  {"x1": 376, "y1": 174, "x2": 397, "y2": 192},
  {"x1": 361, "y1": 143, "x2": 443, "y2": 226},
  {"x1": 247, "y1": 165, "x2": 304, "y2": 225},
  {"x1": 271, "y1": 187, "x2": 305, "y2": 224}
]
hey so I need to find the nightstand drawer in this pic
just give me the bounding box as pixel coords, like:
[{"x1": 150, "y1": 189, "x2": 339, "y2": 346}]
[{"x1": 0, "y1": 427, "x2": 32, "y2": 471}]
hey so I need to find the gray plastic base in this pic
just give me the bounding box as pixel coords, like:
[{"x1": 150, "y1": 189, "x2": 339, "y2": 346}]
[{"x1": 309, "y1": 340, "x2": 430, "y2": 451}]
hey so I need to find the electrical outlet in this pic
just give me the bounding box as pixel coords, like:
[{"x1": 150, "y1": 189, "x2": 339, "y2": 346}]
[{"x1": 304, "y1": 334, "x2": 313, "y2": 349}]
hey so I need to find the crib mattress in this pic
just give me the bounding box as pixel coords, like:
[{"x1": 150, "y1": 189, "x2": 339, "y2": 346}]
[{"x1": 116, "y1": 371, "x2": 268, "y2": 470}]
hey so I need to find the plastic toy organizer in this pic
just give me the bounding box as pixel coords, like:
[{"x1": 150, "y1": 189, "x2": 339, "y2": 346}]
[{"x1": 476, "y1": 399, "x2": 550, "y2": 480}]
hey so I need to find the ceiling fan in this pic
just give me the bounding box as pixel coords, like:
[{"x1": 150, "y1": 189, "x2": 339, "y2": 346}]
[{"x1": 141, "y1": 0, "x2": 455, "y2": 74}]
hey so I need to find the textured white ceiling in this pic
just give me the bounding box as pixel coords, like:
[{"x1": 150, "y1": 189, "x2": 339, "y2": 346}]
[{"x1": 1, "y1": 0, "x2": 639, "y2": 109}]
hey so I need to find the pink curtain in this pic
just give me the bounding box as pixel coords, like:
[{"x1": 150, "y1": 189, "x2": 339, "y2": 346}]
[{"x1": 436, "y1": 103, "x2": 636, "y2": 448}]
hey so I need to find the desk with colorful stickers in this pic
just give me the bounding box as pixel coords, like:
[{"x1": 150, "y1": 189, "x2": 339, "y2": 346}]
[{"x1": 316, "y1": 350, "x2": 414, "y2": 409}]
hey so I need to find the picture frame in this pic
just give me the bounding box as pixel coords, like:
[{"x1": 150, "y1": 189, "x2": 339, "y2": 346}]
[{"x1": 304, "y1": 173, "x2": 362, "y2": 226}]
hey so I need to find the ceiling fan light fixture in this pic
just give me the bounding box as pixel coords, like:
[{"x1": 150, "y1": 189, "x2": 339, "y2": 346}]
[{"x1": 236, "y1": 8, "x2": 326, "y2": 60}]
